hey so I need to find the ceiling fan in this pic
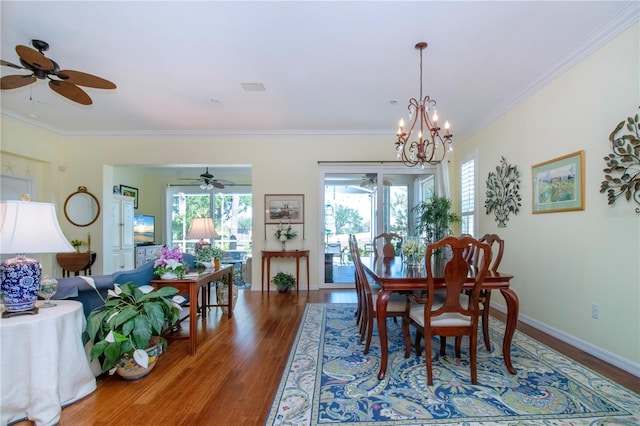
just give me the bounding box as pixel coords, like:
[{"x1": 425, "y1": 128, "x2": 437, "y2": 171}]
[
  {"x1": 0, "y1": 39, "x2": 116, "y2": 105},
  {"x1": 360, "y1": 173, "x2": 391, "y2": 188},
  {"x1": 178, "y1": 167, "x2": 234, "y2": 189}
]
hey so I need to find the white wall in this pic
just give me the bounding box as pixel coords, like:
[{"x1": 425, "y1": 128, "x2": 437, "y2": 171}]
[
  {"x1": 454, "y1": 24, "x2": 639, "y2": 373},
  {"x1": 1, "y1": 24, "x2": 638, "y2": 374}
]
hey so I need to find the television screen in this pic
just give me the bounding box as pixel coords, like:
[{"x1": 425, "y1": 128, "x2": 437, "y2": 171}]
[{"x1": 134, "y1": 214, "x2": 155, "y2": 245}]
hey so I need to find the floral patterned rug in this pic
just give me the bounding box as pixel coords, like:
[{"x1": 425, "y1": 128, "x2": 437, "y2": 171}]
[{"x1": 265, "y1": 303, "x2": 640, "y2": 425}]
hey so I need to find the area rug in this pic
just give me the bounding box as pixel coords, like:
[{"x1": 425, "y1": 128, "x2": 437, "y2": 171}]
[{"x1": 265, "y1": 303, "x2": 640, "y2": 425}]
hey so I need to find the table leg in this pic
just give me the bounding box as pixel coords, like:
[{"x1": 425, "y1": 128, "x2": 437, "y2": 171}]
[
  {"x1": 305, "y1": 255, "x2": 310, "y2": 291},
  {"x1": 500, "y1": 288, "x2": 519, "y2": 374},
  {"x1": 376, "y1": 290, "x2": 391, "y2": 380},
  {"x1": 261, "y1": 255, "x2": 266, "y2": 292},
  {"x1": 295, "y1": 258, "x2": 300, "y2": 293},
  {"x1": 266, "y1": 256, "x2": 271, "y2": 293},
  {"x1": 227, "y1": 269, "x2": 233, "y2": 319},
  {"x1": 188, "y1": 283, "x2": 197, "y2": 355}
]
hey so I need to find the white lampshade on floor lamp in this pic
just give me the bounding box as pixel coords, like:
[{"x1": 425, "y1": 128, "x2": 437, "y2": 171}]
[
  {"x1": 186, "y1": 217, "x2": 219, "y2": 251},
  {"x1": 0, "y1": 199, "x2": 74, "y2": 315}
]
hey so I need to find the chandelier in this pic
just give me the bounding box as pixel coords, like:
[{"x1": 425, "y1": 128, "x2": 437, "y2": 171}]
[{"x1": 395, "y1": 42, "x2": 452, "y2": 167}]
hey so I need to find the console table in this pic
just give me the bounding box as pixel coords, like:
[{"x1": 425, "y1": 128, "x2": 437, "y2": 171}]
[
  {"x1": 150, "y1": 265, "x2": 233, "y2": 356},
  {"x1": 0, "y1": 300, "x2": 97, "y2": 426},
  {"x1": 261, "y1": 250, "x2": 310, "y2": 293}
]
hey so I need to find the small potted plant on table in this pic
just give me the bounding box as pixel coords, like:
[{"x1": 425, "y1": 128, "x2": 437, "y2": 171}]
[
  {"x1": 82, "y1": 281, "x2": 181, "y2": 380},
  {"x1": 272, "y1": 271, "x2": 296, "y2": 293}
]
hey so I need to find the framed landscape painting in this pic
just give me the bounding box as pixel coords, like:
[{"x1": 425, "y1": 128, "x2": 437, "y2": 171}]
[
  {"x1": 265, "y1": 194, "x2": 304, "y2": 224},
  {"x1": 120, "y1": 185, "x2": 139, "y2": 209},
  {"x1": 532, "y1": 150, "x2": 584, "y2": 214}
]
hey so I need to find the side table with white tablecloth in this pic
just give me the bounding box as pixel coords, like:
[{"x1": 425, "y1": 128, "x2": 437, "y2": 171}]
[{"x1": 1, "y1": 300, "x2": 97, "y2": 426}]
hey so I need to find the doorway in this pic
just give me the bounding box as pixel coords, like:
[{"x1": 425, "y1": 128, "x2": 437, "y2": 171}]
[{"x1": 319, "y1": 165, "x2": 436, "y2": 288}]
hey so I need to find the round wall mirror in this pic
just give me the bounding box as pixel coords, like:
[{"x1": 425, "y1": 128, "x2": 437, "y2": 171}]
[{"x1": 64, "y1": 186, "x2": 101, "y2": 227}]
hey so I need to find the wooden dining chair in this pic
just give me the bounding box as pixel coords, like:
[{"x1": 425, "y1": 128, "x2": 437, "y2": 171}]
[
  {"x1": 350, "y1": 234, "x2": 406, "y2": 354},
  {"x1": 373, "y1": 232, "x2": 403, "y2": 258},
  {"x1": 402, "y1": 235, "x2": 491, "y2": 385},
  {"x1": 462, "y1": 233, "x2": 504, "y2": 351}
]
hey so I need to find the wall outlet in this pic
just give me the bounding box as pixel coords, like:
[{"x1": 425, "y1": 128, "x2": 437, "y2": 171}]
[{"x1": 591, "y1": 303, "x2": 599, "y2": 319}]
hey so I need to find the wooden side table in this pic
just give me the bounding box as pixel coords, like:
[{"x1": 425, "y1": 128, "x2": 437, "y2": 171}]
[
  {"x1": 261, "y1": 250, "x2": 310, "y2": 293},
  {"x1": 56, "y1": 251, "x2": 96, "y2": 277},
  {"x1": 150, "y1": 265, "x2": 233, "y2": 356}
]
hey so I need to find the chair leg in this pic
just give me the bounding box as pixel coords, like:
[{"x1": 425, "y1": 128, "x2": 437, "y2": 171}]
[
  {"x1": 364, "y1": 309, "x2": 374, "y2": 354},
  {"x1": 470, "y1": 331, "x2": 478, "y2": 385},
  {"x1": 402, "y1": 317, "x2": 412, "y2": 358},
  {"x1": 482, "y1": 290, "x2": 492, "y2": 351},
  {"x1": 425, "y1": 331, "x2": 434, "y2": 385},
  {"x1": 439, "y1": 336, "x2": 446, "y2": 356},
  {"x1": 455, "y1": 336, "x2": 462, "y2": 358},
  {"x1": 414, "y1": 329, "x2": 422, "y2": 356}
]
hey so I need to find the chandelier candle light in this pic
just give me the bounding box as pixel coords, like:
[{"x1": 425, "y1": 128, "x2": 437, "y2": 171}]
[{"x1": 395, "y1": 42, "x2": 453, "y2": 168}]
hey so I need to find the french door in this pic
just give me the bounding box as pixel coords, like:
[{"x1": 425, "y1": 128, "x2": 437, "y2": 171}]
[{"x1": 319, "y1": 165, "x2": 436, "y2": 288}]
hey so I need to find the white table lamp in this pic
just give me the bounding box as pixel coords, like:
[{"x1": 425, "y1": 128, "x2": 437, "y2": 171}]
[
  {"x1": 186, "y1": 217, "x2": 219, "y2": 251},
  {"x1": 0, "y1": 199, "x2": 75, "y2": 314}
]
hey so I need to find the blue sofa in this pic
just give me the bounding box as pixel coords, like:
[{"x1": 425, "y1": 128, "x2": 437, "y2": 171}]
[{"x1": 54, "y1": 254, "x2": 195, "y2": 317}]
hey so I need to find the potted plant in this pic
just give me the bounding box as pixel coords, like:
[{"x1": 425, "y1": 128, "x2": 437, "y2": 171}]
[
  {"x1": 274, "y1": 222, "x2": 298, "y2": 251},
  {"x1": 82, "y1": 281, "x2": 181, "y2": 380},
  {"x1": 215, "y1": 268, "x2": 243, "y2": 314},
  {"x1": 271, "y1": 271, "x2": 296, "y2": 293},
  {"x1": 195, "y1": 246, "x2": 224, "y2": 269},
  {"x1": 414, "y1": 195, "x2": 461, "y2": 258},
  {"x1": 70, "y1": 239, "x2": 85, "y2": 253}
]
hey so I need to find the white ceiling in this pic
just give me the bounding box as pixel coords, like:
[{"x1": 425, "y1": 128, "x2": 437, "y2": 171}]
[{"x1": 1, "y1": 1, "x2": 637, "y2": 140}]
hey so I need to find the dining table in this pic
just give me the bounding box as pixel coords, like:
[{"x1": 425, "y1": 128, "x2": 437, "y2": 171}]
[{"x1": 361, "y1": 256, "x2": 518, "y2": 380}]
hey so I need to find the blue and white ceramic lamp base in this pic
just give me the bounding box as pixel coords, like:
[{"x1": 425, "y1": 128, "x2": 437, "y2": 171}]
[{"x1": 0, "y1": 255, "x2": 42, "y2": 312}]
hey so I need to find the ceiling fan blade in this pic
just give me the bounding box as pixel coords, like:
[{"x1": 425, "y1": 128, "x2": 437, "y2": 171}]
[
  {"x1": 213, "y1": 182, "x2": 225, "y2": 189},
  {"x1": 1, "y1": 74, "x2": 36, "y2": 90},
  {"x1": 58, "y1": 70, "x2": 116, "y2": 89},
  {"x1": 49, "y1": 80, "x2": 92, "y2": 105},
  {"x1": 1, "y1": 59, "x2": 25, "y2": 69},
  {"x1": 15, "y1": 45, "x2": 53, "y2": 71},
  {"x1": 215, "y1": 179, "x2": 234, "y2": 186}
]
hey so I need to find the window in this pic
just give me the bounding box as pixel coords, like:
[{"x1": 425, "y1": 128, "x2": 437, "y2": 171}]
[
  {"x1": 460, "y1": 152, "x2": 477, "y2": 236},
  {"x1": 167, "y1": 186, "x2": 252, "y2": 254}
]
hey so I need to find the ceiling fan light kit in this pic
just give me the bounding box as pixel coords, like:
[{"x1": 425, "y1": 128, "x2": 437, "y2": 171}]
[
  {"x1": 395, "y1": 42, "x2": 453, "y2": 168},
  {"x1": 0, "y1": 39, "x2": 116, "y2": 105}
]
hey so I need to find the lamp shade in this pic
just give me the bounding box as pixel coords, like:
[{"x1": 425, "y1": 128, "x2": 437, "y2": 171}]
[
  {"x1": 186, "y1": 217, "x2": 219, "y2": 240},
  {"x1": 1, "y1": 201, "x2": 75, "y2": 254}
]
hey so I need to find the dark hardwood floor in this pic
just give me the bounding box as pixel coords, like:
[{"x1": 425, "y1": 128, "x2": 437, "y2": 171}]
[{"x1": 40, "y1": 289, "x2": 638, "y2": 425}]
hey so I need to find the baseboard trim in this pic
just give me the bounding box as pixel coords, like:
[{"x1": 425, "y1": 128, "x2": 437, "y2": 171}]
[{"x1": 492, "y1": 304, "x2": 640, "y2": 378}]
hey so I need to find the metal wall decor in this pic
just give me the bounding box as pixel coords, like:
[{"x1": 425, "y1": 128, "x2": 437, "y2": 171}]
[
  {"x1": 484, "y1": 156, "x2": 521, "y2": 227},
  {"x1": 600, "y1": 112, "x2": 640, "y2": 211}
]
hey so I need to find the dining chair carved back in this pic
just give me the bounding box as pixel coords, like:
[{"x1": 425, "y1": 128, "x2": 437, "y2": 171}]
[
  {"x1": 373, "y1": 232, "x2": 403, "y2": 258},
  {"x1": 350, "y1": 234, "x2": 406, "y2": 354},
  {"x1": 464, "y1": 233, "x2": 504, "y2": 350},
  {"x1": 348, "y1": 234, "x2": 365, "y2": 331},
  {"x1": 402, "y1": 235, "x2": 491, "y2": 385}
]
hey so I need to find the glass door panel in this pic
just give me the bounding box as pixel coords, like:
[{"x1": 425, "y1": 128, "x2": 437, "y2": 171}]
[{"x1": 320, "y1": 167, "x2": 437, "y2": 289}]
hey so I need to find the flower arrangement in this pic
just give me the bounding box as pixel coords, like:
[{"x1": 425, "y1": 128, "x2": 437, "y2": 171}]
[
  {"x1": 82, "y1": 281, "x2": 181, "y2": 374},
  {"x1": 402, "y1": 237, "x2": 425, "y2": 266},
  {"x1": 154, "y1": 246, "x2": 187, "y2": 278},
  {"x1": 274, "y1": 222, "x2": 298, "y2": 242}
]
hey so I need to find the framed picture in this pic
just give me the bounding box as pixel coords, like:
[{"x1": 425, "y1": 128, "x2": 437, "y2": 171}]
[
  {"x1": 120, "y1": 185, "x2": 139, "y2": 209},
  {"x1": 265, "y1": 194, "x2": 304, "y2": 224},
  {"x1": 532, "y1": 150, "x2": 584, "y2": 214}
]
